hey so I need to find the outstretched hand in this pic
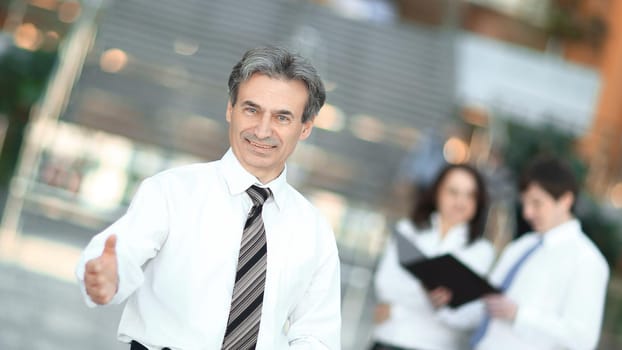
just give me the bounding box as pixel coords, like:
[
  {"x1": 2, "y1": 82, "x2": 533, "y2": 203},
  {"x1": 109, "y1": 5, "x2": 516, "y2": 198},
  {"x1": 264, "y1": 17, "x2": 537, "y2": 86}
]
[{"x1": 84, "y1": 235, "x2": 119, "y2": 304}]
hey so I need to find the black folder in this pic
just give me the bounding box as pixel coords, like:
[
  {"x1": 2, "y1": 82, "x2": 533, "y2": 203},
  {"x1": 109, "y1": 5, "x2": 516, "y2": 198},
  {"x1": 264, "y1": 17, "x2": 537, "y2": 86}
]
[{"x1": 402, "y1": 254, "x2": 499, "y2": 308}]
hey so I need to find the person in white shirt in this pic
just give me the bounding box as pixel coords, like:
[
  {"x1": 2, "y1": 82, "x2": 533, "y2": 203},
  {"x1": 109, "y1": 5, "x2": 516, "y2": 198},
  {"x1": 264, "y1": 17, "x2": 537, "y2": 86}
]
[
  {"x1": 371, "y1": 164, "x2": 496, "y2": 350},
  {"x1": 471, "y1": 156, "x2": 609, "y2": 350},
  {"x1": 76, "y1": 47, "x2": 341, "y2": 350}
]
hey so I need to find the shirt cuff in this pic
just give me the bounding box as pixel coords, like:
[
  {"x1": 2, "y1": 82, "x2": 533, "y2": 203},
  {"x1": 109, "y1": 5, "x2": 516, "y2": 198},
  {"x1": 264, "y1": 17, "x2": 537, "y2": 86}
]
[
  {"x1": 513, "y1": 305, "x2": 538, "y2": 338},
  {"x1": 108, "y1": 252, "x2": 145, "y2": 304}
]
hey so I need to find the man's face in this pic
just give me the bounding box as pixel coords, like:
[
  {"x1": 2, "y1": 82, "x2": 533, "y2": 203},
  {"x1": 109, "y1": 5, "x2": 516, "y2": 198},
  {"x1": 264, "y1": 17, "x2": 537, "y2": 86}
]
[
  {"x1": 227, "y1": 73, "x2": 313, "y2": 183},
  {"x1": 521, "y1": 182, "x2": 573, "y2": 233}
]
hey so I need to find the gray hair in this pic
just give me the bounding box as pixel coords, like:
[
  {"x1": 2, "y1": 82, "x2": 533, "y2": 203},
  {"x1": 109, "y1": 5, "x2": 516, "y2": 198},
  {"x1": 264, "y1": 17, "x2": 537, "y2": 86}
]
[{"x1": 228, "y1": 46, "x2": 326, "y2": 123}]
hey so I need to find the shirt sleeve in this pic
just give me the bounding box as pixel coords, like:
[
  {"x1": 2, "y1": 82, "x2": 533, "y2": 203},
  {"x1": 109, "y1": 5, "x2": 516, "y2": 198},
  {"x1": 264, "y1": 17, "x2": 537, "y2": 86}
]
[
  {"x1": 75, "y1": 176, "x2": 170, "y2": 307},
  {"x1": 287, "y1": 218, "x2": 341, "y2": 349},
  {"x1": 436, "y1": 299, "x2": 487, "y2": 330},
  {"x1": 512, "y1": 252, "x2": 609, "y2": 349},
  {"x1": 373, "y1": 235, "x2": 396, "y2": 302}
]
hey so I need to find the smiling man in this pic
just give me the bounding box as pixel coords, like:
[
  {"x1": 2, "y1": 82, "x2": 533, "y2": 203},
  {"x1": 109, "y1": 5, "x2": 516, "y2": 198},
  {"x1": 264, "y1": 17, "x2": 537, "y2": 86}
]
[
  {"x1": 470, "y1": 156, "x2": 609, "y2": 350},
  {"x1": 76, "y1": 47, "x2": 341, "y2": 350}
]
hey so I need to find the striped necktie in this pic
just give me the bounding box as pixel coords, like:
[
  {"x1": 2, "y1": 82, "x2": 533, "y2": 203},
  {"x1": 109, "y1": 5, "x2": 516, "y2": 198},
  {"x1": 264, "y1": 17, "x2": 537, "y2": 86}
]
[
  {"x1": 470, "y1": 236, "x2": 544, "y2": 348},
  {"x1": 222, "y1": 185, "x2": 272, "y2": 350}
]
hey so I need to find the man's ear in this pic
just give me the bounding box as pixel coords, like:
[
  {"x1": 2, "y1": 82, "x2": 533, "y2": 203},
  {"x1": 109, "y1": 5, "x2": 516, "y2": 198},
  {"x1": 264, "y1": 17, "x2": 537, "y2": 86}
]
[
  {"x1": 559, "y1": 191, "x2": 575, "y2": 211},
  {"x1": 226, "y1": 100, "x2": 233, "y2": 123},
  {"x1": 300, "y1": 119, "x2": 314, "y2": 140}
]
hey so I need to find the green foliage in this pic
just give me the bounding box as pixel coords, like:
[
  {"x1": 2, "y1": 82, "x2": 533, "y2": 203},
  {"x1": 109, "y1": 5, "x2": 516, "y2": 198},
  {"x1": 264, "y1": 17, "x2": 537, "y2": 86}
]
[
  {"x1": 547, "y1": 7, "x2": 584, "y2": 41},
  {"x1": 503, "y1": 121, "x2": 587, "y2": 183},
  {"x1": 0, "y1": 43, "x2": 57, "y2": 186},
  {"x1": 578, "y1": 195, "x2": 622, "y2": 268},
  {"x1": 546, "y1": 0, "x2": 608, "y2": 47},
  {"x1": 0, "y1": 45, "x2": 57, "y2": 114}
]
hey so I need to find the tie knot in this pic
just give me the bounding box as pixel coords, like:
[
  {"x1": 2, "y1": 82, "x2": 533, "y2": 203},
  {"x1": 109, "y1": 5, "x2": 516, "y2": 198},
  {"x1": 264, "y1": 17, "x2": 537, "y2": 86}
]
[{"x1": 246, "y1": 185, "x2": 271, "y2": 206}]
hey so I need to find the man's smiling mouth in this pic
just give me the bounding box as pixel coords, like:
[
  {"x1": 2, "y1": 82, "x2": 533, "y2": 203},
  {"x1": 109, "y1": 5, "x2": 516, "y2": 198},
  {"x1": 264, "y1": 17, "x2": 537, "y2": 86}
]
[{"x1": 248, "y1": 140, "x2": 275, "y2": 149}]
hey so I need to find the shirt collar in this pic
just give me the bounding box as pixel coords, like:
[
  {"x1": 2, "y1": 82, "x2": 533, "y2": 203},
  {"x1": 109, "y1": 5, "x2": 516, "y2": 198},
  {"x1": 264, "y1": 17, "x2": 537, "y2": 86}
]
[
  {"x1": 430, "y1": 212, "x2": 469, "y2": 245},
  {"x1": 540, "y1": 218, "x2": 582, "y2": 246},
  {"x1": 219, "y1": 148, "x2": 287, "y2": 211}
]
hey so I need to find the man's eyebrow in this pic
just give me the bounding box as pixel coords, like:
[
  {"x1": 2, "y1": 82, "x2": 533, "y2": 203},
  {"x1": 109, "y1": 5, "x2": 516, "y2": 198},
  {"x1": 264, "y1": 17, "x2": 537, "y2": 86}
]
[
  {"x1": 274, "y1": 109, "x2": 294, "y2": 117},
  {"x1": 241, "y1": 100, "x2": 261, "y2": 109},
  {"x1": 241, "y1": 100, "x2": 296, "y2": 118}
]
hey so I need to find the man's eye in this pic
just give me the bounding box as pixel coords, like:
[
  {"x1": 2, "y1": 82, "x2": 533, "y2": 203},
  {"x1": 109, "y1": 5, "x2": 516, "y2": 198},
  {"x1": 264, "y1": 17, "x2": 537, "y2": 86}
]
[{"x1": 277, "y1": 115, "x2": 291, "y2": 123}]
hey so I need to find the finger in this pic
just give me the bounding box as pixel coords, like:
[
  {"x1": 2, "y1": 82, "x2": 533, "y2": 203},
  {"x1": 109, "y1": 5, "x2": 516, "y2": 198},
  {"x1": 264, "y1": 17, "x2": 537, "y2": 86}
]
[
  {"x1": 485, "y1": 296, "x2": 497, "y2": 304},
  {"x1": 86, "y1": 284, "x2": 102, "y2": 299},
  {"x1": 376, "y1": 304, "x2": 390, "y2": 318},
  {"x1": 489, "y1": 306, "x2": 509, "y2": 318},
  {"x1": 483, "y1": 293, "x2": 501, "y2": 301},
  {"x1": 86, "y1": 283, "x2": 113, "y2": 303},
  {"x1": 488, "y1": 300, "x2": 509, "y2": 314},
  {"x1": 85, "y1": 274, "x2": 106, "y2": 290},
  {"x1": 85, "y1": 259, "x2": 102, "y2": 274},
  {"x1": 432, "y1": 298, "x2": 445, "y2": 307},
  {"x1": 91, "y1": 291, "x2": 111, "y2": 305},
  {"x1": 487, "y1": 301, "x2": 502, "y2": 312},
  {"x1": 429, "y1": 289, "x2": 444, "y2": 298},
  {"x1": 85, "y1": 280, "x2": 97, "y2": 292},
  {"x1": 102, "y1": 235, "x2": 117, "y2": 257},
  {"x1": 437, "y1": 286, "x2": 450, "y2": 294},
  {"x1": 85, "y1": 261, "x2": 105, "y2": 282},
  {"x1": 85, "y1": 260, "x2": 95, "y2": 273},
  {"x1": 486, "y1": 300, "x2": 502, "y2": 311},
  {"x1": 484, "y1": 297, "x2": 500, "y2": 307},
  {"x1": 431, "y1": 293, "x2": 448, "y2": 307}
]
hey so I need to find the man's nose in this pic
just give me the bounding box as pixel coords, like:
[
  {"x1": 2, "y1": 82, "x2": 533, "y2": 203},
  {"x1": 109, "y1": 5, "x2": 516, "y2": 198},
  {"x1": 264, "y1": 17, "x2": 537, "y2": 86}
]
[{"x1": 254, "y1": 113, "x2": 272, "y2": 139}]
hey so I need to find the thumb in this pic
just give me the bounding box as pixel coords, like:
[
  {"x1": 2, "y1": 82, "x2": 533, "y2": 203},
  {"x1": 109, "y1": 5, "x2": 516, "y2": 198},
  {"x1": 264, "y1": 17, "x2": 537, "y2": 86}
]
[{"x1": 102, "y1": 234, "x2": 117, "y2": 257}]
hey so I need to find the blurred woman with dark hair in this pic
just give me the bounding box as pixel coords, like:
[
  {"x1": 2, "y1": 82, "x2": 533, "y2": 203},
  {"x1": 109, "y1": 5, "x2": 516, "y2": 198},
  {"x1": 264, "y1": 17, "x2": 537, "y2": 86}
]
[{"x1": 371, "y1": 164, "x2": 495, "y2": 350}]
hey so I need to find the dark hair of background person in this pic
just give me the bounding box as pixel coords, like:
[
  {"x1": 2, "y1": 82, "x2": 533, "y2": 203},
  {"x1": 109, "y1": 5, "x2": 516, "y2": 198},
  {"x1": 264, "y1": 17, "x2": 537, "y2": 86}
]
[
  {"x1": 410, "y1": 164, "x2": 489, "y2": 244},
  {"x1": 518, "y1": 155, "x2": 579, "y2": 204},
  {"x1": 227, "y1": 46, "x2": 326, "y2": 123}
]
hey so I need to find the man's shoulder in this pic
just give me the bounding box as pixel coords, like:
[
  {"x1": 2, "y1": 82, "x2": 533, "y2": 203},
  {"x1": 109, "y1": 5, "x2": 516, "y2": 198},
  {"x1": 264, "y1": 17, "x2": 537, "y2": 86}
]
[
  {"x1": 284, "y1": 185, "x2": 334, "y2": 232},
  {"x1": 509, "y1": 232, "x2": 540, "y2": 247},
  {"x1": 138, "y1": 161, "x2": 221, "y2": 196},
  {"x1": 283, "y1": 184, "x2": 318, "y2": 213},
  {"x1": 572, "y1": 230, "x2": 609, "y2": 272},
  {"x1": 150, "y1": 161, "x2": 218, "y2": 182}
]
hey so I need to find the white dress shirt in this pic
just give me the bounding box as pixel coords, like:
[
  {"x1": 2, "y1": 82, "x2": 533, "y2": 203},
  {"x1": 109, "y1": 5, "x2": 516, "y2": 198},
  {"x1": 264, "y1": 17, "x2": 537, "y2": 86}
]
[
  {"x1": 475, "y1": 219, "x2": 610, "y2": 350},
  {"x1": 373, "y1": 216, "x2": 495, "y2": 350},
  {"x1": 76, "y1": 149, "x2": 341, "y2": 350}
]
